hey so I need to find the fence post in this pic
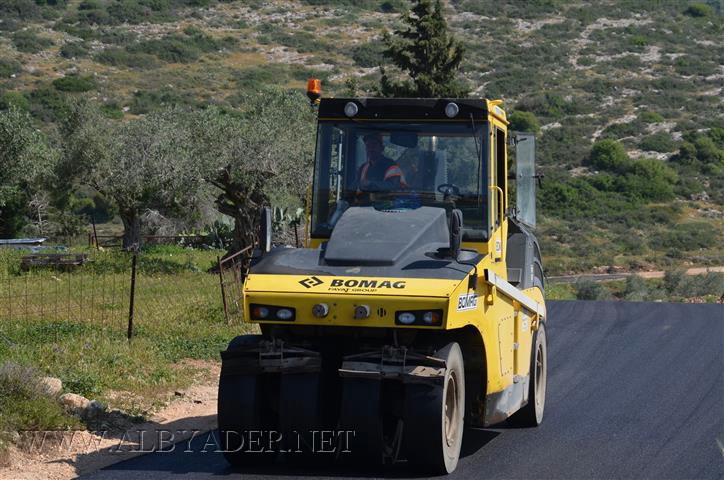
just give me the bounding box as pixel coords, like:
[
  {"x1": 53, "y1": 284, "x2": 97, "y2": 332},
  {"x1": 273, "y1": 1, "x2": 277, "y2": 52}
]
[
  {"x1": 127, "y1": 253, "x2": 137, "y2": 340},
  {"x1": 218, "y1": 256, "x2": 230, "y2": 324},
  {"x1": 91, "y1": 216, "x2": 99, "y2": 250}
]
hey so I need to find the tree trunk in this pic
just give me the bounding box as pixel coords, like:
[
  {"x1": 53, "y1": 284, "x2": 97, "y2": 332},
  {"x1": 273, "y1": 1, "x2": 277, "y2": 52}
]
[
  {"x1": 120, "y1": 209, "x2": 142, "y2": 251},
  {"x1": 212, "y1": 171, "x2": 268, "y2": 258}
]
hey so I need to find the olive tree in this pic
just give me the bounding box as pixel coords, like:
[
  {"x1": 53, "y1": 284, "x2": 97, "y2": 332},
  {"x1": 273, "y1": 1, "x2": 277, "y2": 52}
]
[
  {"x1": 0, "y1": 108, "x2": 56, "y2": 237},
  {"x1": 189, "y1": 89, "x2": 315, "y2": 253},
  {"x1": 62, "y1": 103, "x2": 203, "y2": 249}
]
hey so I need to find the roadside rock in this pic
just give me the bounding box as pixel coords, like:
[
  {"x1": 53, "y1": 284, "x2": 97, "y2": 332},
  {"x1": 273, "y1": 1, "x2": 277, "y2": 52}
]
[
  {"x1": 60, "y1": 393, "x2": 90, "y2": 412},
  {"x1": 40, "y1": 376, "x2": 63, "y2": 397}
]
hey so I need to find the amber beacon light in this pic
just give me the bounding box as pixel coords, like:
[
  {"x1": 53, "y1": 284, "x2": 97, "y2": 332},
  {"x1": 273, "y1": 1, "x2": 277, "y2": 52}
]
[{"x1": 307, "y1": 78, "x2": 321, "y2": 106}]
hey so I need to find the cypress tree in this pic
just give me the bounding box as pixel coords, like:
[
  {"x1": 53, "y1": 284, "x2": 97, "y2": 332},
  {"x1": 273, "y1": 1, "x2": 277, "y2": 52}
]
[{"x1": 379, "y1": 0, "x2": 468, "y2": 98}]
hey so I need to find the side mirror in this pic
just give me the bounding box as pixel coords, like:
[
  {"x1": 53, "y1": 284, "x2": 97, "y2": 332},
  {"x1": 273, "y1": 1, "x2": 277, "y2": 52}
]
[
  {"x1": 258, "y1": 206, "x2": 272, "y2": 253},
  {"x1": 449, "y1": 209, "x2": 462, "y2": 260}
]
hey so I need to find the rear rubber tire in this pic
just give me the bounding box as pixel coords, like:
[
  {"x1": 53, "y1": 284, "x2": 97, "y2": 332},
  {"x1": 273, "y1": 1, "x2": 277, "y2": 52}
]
[
  {"x1": 403, "y1": 342, "x2": 465, "y2": 474},
  {"x1": 338, "y1": 378, "x2": 384, "y2": 465},
  {"x1": 279, "y1": 373, "x2": 332, "y2": 464},
  {"x1": 509, "y1": 323, "x2": 547, "y2": 427}
]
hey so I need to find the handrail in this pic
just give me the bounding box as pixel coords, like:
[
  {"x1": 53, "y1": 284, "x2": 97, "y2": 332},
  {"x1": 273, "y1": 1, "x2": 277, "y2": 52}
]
[{"x1": 490, "y1": 185, "x2": 506, "y2": 260}]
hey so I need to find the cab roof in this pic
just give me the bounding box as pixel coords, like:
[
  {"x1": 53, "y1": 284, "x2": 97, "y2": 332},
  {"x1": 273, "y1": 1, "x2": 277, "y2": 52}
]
[{"x1": 318, "y1": 97, "x2": 491, "y2": 122}]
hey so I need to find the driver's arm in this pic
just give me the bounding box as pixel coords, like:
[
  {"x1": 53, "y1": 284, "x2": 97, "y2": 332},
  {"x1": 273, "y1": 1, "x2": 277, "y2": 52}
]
[{"x1": 382, "y1": 164, "x2": 408, "y2": 189}]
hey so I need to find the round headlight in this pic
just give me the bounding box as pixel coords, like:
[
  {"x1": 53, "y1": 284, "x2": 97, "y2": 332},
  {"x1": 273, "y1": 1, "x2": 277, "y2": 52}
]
[
  {"x1": 276, "y1": 308, "x2": 293, "y2": 320},
  {"x1": 253, "y1": 306, "x2": 269, "y2": 319},
  {"x1": 422, "y1": 311, "x2": 440, "y2": 325},
  {"x1": 398, "y1": 312, "x2": 416, "y2": 325},
  {"x1": 312, "y1": 303, "x2": 329, "y2": 318},
  {"x1": 445, "y1": 102, "x2": 459, "y2": 118},
  {"x1": 354, "y1": 305, "x2": 370, "y2": 319},
  {"x1": 344, "y1": 102, "x2": 359, "y2": 117}
]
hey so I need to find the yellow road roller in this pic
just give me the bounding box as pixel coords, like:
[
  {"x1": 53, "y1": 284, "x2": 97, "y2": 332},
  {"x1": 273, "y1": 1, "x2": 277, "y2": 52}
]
[{"x1": 218, "y1": 83, "x2": 547, "y2": 474}]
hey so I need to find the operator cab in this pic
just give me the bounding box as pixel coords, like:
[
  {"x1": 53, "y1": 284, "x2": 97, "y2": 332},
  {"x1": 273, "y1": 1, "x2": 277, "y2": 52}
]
[{"x1": 309, "y1": 98, "x2": 501, "y2": 256}]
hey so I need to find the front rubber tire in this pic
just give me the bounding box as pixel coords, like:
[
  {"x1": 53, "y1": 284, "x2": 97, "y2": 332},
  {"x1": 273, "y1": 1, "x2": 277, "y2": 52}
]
[
  {"x1": 218, "y1": 335, "x2": 277, "y2": 466},
  {"x1": 403, "y1": 342, "x2": 465, "y2": 474},
  {"x1": 509, "y1": 322, "x2": 547, "y2": 427}
]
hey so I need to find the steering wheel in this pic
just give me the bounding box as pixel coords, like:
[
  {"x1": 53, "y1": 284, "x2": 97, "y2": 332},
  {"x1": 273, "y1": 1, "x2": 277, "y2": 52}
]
[{"x1": 437, "y1": 183, "x2": 461, "y2": 197}]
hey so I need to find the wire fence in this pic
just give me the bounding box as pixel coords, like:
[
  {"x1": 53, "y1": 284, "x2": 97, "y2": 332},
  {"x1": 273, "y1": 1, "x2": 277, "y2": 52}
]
[{"x1": 0, "y1": 252, "x2": 234, "y2": 340}]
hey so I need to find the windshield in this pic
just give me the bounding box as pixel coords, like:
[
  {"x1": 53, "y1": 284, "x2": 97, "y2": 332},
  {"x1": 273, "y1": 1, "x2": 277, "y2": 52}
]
[{"x1": 311, "y1": 121, "x2": 489, "y2": 241}]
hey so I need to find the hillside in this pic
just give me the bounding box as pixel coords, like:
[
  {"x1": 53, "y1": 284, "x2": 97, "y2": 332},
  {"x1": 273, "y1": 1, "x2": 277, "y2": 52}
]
[{"x1": 0, "y1": 0, "x2": 722, "y2": 274}]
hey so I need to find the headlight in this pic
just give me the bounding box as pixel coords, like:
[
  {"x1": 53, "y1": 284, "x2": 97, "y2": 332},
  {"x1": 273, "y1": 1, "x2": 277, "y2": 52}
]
[
  {"x1": 250, "y1": 304, "x2": 295, "y2": 321},
  {"x1": 344, "y1": 101, "x2": 358, "y2": 117},
  {"x1": 397, "y1": 312, "x2": 416, "y2": 325},
  {"x1": 395, "y1": 310, "x2": 443, "y2": 326},
  {"x1": 422, "y1": 311, "x2": 441, "y2": 325},
  {"x1": 445, "y1": 102, "x2": 459, "y2": 118}
]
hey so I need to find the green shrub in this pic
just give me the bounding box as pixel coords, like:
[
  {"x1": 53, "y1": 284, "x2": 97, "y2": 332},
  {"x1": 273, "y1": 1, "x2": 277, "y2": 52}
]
[
  {"x1": 674, "y1": 131, "x2": 724, "y2": 165},
  {"x1": 623, "y1": 275, "x2": 649, "y2": 301},
  {"x1": 684, "y1": 2, "x2": 713, "y2": 17},
  {"x1": 574, "y1": 279, "x2": 610, "y2": 300},
  {"x1": 639, "y1": 132, "x2": 677, "y2": 153},
  {"x1": 128, "y1": 89, "x2": 183, "y2": 114},
  {"x1": 129, "y1": 28, "x2": 235, "y2": 63},
  {"x1": 0, "y1": 363, "x2": 79, "y2": 432},
  {"x1": 620, "y1": 159, "x2": 677, "y2": 201},
  {"x1": 100, "y1": 102, "x2": 124, "y2": 119},
  {"x1": 588, "y1": 139, "x2": 631, "y2": 173},
  {"x1": 600, "y1": 120, "x2": 644, "y2": 140},
  {"x1": 379, "y1": 0, "x2": 405, "y2": 12},
  {"x1": 59, "y1": 42, "x2": 90, "y2": 59},
  {"x1": 509, "y1": 110, "x2": 541, "y2": 134},
  {"x1": 0, "y1": 57, "x2": 21, "y2": 78},
  {"x1": 639, "y1": 111, "x2": 664, "y2": 124},
  {"x1": 71, "y1": 0, "x2": 112, "y2": 25},
  {"x1": 0, "y1": 91, "x2": 30, "y2": 111},
  {"x1": 137, "y1": 37, "x2": 200, "y2": 62},
  {"x1": 664, "y1": 271, "x2": 723, "y2": 298},
  {"x1": 663, "y1": 270, "x2": 686, "y2": 295},
  {"x1": 351, "y1": 41, "x2": 385, "y2": 68},
  {"x1": 515, "y1": 92, "x2": 584, "y2": 119},
  {"x1": 651, "y1": 223, "x2": 717, "y2": 250},
  {"x1": 96, "y1": 48, "x2": 159, "y2": 69},
  {"x1": 52, "y1": 74, "x2": 97, "y2": 92},
  {"x1": 673, "y1": 56, "x2": 717, "y2": 77},
  {"x1": 0, "y1": 0, "x2": 41, "y2": 19},
  {"x1": 28, "y1": 87, "x2": 71, "y2": 122},
  {"x1": 11, "y1": 30, "x2": 54, "y2": 53}
]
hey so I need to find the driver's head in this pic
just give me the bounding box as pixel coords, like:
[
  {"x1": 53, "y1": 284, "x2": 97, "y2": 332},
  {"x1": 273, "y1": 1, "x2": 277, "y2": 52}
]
[{"x1": 363, "y1": 133, "x2": 385, "y2": 164}]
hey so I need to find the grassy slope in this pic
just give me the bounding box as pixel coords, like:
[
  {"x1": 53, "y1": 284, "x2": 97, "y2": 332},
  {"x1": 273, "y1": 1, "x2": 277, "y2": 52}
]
[
  {"x1": 0, "y1": 246, "x2": 253, "y2": 441},
  {"x1": 0, "y1": 0, "x2": 722, "y2": 276},
  {"x1": 1, "y1": 0, "x2": 720, "y2": 447}
]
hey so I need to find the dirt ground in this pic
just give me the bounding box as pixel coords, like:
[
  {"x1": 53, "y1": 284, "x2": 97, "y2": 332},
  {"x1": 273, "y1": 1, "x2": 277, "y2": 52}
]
[{"x1": 0, "y1": 361, "x2": 220, "y2": 480}]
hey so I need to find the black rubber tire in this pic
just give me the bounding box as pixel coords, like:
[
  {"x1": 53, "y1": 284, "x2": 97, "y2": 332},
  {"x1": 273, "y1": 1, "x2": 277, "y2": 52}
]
[
  {"x1": 218, "y1": 335, "x2": 276, "y2": 466},
  {"x1": 338, "y1": 378, "x2": 384, "y2": 465},
  {"x1": 402, "y1": 342, "x2": 465, "y2": 474},
  {"x1": 509, "y1": 322, "x2": 547, "y2": 427},
  {"x1": 279, "y1": 373, "x2": 333, "y2": 464}
]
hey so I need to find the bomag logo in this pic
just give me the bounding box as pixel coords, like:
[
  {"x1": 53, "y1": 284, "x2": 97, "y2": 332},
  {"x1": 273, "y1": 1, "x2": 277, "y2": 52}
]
[
  {"x1": 327, "y1": 278, "x2": 406, "y2": 293},
  {"x1": 299, "y1": 276, "x2": 324, "y2": 288}
]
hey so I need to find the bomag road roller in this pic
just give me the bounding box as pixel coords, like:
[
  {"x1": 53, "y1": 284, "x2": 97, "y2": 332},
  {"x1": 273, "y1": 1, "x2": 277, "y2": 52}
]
[{"x1": 218, "y1": 81, "x2": 547, "y2": 474}]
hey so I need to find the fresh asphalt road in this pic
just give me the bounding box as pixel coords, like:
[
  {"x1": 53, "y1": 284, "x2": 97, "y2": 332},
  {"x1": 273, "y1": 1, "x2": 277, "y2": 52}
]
[{"x1": 84, "y1": 300, "x2": 724, "y2": 479}]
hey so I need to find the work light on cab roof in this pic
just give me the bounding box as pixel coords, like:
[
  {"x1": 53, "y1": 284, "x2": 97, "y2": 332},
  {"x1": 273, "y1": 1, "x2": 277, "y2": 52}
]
[{"x1": 306, "y1": 78, "x2": 321, "y2": 105}]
